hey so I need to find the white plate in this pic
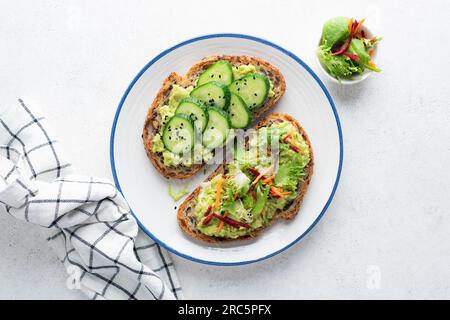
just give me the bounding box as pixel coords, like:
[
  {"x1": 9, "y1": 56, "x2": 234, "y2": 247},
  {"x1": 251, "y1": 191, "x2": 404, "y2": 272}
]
[{"x1": 110, "y1": 34, "x2": 343, "y2": 265}]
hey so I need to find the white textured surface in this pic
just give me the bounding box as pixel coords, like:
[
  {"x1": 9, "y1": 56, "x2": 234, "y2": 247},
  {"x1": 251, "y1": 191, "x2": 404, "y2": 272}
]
[{"x1": 0, "y1": 0, "x2": 449, "y2": 299}]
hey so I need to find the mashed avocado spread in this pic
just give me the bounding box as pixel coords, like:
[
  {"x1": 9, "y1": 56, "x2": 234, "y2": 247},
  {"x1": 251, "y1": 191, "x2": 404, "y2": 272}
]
[
  {"x1": 151, "y1": 85, "x2": 214, "y2": 167},
  {"x1": 233, "y1": 65, "x2": 275, "y2": 98},
  {"x1": 151, "y1": 64, "x2": 274, "y2": 167},
  {"x1": 194, "y1": 120, "x2": 310, "y2": 238}
]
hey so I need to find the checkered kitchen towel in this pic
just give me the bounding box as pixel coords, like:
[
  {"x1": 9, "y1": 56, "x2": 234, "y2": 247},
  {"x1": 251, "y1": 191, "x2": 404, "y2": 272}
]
[{"x1": 0, "y1": 98, "x2": 182, "y2": 300}]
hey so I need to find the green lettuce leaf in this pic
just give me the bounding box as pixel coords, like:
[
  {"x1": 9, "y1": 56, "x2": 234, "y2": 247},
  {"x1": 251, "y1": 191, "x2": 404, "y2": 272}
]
[
  {"x1": 321, "y1": 16, "x2": 351, "y2": 48},
  {"x1": 168, "y1": 183, "x2": 189, "y2": 202},
  {"x1": 275, "y1": 153, "x2": 308, "y2": 191},
  {"x1": 348, "y1": 38, "x2": 381, "y2": 72},
  {"x1": 317, "y1": 46, "x2": 363, "y2": 79},
  {"x1": 348, "y1": 38, "x2": 370, "y2": 65},
  {"x1": 251, "y1": 184, "x2": 270, "y2": 216}
]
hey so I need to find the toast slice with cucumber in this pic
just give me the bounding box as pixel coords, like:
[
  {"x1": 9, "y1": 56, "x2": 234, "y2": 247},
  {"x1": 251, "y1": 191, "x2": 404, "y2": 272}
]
[
  {"x1": 177, "y1": 113, "x2": 314, "y2": 243},
  {"x1": 143, "y1": 55, "x2": 286, "y2": 179}
]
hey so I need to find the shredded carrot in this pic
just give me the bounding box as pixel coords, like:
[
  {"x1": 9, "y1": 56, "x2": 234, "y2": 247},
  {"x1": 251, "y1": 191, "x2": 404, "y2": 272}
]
[
  {"x1": 262, "y1": 175, "x2": 274, "y2": 185},
  {"x1": 214, "y1": 176, "x2": 225, "y2": 210},
  {"x1": 348, "y1": 17, "x2": 354, "y2": 32},
  {"x1": 284, "y1": 135, "x2": 303, "y2": 154},
  {"x1": 252, "y1": 173, "x2": 264, "y2": 187},
  {"x1": 282, "y1": 134, "x2": 292, "y2": 143},
  {"x1": 251, "y1": 165, "x2": 274, "y2": 187},
  {"x1": 368, "y1": 50, "x2": 374, "y2": 57},
  {"x1": 217, "y1": 211, "x2": 228, "y2": 233},
  {"x1": 270, "y1": 186, "x2": 291, "y2": 198},
  {"x1": 354, "y1": 18, "x2": 366, "y2": 34},
  {"x1": 289, "y1": 143, "x2": 302, "y2": 153},
  {"x1": 369, "y1": 60, "x2": 376, "y2": 68}
]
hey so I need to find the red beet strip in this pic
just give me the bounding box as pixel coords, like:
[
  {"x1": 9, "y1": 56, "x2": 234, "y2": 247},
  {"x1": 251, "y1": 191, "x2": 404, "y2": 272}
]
[
  {"x1": 203, "y1": 205, "x2": 212, "y2": 217},
  {"x1": 247, "y1": 167, "x2": 260, "y2": 177},
  {"x1": 203, "y1": 214, "x2": 214, "y2": 226},
  {"x1": 342, "y1": 52, "x2": 360, "y2": 62},
  {"x1": 333, "y1": 19, "x2": 357, "y2": 56},
  {"x1": 212, "y1": 213, "x2": 251, "y2": 229}
]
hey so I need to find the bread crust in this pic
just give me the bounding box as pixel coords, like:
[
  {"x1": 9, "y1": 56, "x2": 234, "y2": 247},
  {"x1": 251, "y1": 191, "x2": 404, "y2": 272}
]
[
  {"x1": 143, "y1": 55, "x2": 286, "y2": 179},
  {"x1": 177, "y1": 113, "x2": 314, "y2": 243}
]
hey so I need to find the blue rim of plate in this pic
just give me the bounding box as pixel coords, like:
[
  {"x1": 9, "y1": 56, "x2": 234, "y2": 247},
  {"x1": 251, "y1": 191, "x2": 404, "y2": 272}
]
[{"x1": 110, "y1": 33, "x2": 343, "y2": 266}]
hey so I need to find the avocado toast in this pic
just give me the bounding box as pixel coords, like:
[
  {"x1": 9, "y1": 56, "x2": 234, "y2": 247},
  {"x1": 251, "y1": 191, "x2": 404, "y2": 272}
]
[
  {"x1": 178, "y1": 113, "x2": 313, "y2": 242},
  {"x1": 143, "y1": 56, "x2": 286, "y2": 179}
]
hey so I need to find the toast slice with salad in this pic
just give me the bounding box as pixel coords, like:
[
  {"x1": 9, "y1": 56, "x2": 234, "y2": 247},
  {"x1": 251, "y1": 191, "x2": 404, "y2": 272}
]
[
  {"x1": 177, "y1": 113, "x2": 313, "y2": 242},
  {"x1": 143, "y1": 56, "x2": 286, "y2": 179}
]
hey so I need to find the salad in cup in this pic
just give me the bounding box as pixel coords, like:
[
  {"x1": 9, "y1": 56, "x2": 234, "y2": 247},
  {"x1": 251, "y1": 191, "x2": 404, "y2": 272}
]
[{"x1": 317, "y1": 17, "x2": 381, "y2": 81}]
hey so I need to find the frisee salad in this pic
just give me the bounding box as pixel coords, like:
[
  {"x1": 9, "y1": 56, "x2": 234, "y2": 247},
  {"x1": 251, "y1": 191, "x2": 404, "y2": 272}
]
[
  {"x1": 317, "y1": 17, "x2": 382, "y2": 80},
  {"x1": 193, "y1": 120, "x2": 311, "y2": 239}
]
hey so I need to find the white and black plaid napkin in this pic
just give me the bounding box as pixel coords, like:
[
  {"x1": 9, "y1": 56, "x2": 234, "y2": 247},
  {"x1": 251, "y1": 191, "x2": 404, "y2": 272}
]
[{"x1": 0, "y1": 98, "x2": 182, "y2": 300}]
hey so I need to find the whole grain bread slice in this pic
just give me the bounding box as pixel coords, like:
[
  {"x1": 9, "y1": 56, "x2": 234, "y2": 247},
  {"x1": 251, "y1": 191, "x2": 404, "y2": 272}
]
[
  {"x1": 143, "y1": 55, "x2": 286, "y2": 179},
  {"x1": 177, "y1": 113, "x2": 314, "y2": 243}
]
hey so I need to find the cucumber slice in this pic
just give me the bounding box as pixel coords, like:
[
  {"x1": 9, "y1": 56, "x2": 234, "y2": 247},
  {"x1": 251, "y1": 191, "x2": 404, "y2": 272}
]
[
  {"x1": 197, "y1": 60, "x2": 234, "y2": 86},
  {"x1": 175, "y1": 97, "x2": 208, "y2": 132},
  {"x1": 228, "y1": 73, "x2": 270, "y2": 110},
  {"x1": 162, "y1": 114, "x2": 195, "y2": 154},
  {"x1": 190, "y1": 81, "x2": 231, "y2": 109},
  {"x1": 228, "y1": 93, "x2": 252, "y2": 129},
  {"x1": 202, "y1": 107, "x2": 231, "y2": 149}
]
